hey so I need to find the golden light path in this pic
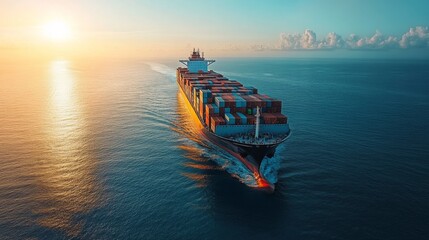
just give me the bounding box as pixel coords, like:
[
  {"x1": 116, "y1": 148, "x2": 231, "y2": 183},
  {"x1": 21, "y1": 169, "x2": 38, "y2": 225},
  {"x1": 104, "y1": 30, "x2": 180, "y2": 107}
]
[{"x1": 31, "y1": 60, "x2": 101, "y2": 237}]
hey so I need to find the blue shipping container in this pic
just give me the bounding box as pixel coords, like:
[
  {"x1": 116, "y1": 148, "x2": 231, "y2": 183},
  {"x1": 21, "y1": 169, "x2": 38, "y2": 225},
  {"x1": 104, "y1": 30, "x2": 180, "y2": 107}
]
[
  {"x1": 215, "y1": 97, "x2": 225, "y2": 107},
  {"x1": 236, "y1": 112, "x2": 247, "y2": 124},
  {"x1": 211, "y1": 104, "x2": 219, "y2": 114},
  {"x1": 224, "y1": 113, "x2": 235, "y2": 125}
]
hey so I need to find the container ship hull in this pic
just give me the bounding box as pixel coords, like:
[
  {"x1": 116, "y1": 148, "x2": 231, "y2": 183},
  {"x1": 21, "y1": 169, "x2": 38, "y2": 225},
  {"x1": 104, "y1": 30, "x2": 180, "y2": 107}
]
[
  {"x1": 177, "y1": 50, "x2": 290, "y2": 190},
  {"x1": 204, "y1": 127, "x2": 284, "y2": 167}
]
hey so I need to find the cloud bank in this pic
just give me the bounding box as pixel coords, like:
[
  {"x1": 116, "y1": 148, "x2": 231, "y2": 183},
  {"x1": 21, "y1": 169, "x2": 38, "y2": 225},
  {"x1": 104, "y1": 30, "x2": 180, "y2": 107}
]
[{"x1": 254, "y1": 26, "x2": 429, "y2": 51}]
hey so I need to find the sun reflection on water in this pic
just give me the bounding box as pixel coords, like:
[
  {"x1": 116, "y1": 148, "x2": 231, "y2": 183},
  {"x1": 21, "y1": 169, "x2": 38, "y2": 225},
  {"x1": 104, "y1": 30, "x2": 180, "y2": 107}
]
[
  {"x1": 31, "y1": 60, "x2": 102, "y2": 237},
  {"x1": 174, "y1": 90, "x2": 217, "y2": 188}
]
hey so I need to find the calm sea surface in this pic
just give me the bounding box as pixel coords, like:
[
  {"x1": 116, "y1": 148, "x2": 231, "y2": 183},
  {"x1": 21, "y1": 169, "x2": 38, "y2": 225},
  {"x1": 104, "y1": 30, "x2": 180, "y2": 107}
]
[{"x1": 1, "y1": 57, "x2": 428, "y2": 239}]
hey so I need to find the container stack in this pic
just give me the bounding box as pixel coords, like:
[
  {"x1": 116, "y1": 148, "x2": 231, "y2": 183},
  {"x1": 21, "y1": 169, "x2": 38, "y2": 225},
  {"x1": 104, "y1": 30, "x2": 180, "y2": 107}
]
[{"x1": 177, "y1": 67, "x2": 288, "y2": 134}]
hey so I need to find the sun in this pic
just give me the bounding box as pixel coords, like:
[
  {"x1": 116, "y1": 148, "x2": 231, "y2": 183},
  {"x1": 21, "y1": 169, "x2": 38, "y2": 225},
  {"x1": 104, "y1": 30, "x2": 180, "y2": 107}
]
[{"x1": 41, "y1": 21, "x2": 72, "y2": 42}]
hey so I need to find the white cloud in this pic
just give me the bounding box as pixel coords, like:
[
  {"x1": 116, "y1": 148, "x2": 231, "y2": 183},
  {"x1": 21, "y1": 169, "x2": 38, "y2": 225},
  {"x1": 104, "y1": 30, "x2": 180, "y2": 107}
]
[
  {"x1": 267, "y1": 26, "x2": 429, "y2": 51},
  {"x1": 319, "y1": 32, "x2": 345, "y2": 49},
  {"x1": 279, "y1": 32, "x2": 301, "y2": 49},
  {"x1": 278, "y1": 29, "x2": 319, "y2": 50},
  {"x1": 301, "y1": 29, "x2": 318, "y2": 49},
  {"x1": 346, "y1": 31, "x2": 399, "y2": 49},
  {"x1": 399, "y1": 26, "x2": 429, "y2": 48}
]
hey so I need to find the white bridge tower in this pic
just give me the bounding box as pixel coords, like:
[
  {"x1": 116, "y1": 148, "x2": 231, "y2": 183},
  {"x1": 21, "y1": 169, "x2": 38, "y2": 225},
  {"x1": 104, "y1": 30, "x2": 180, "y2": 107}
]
[{"x1": 179, "y1": 48, "x2": 215, "y2": 73}]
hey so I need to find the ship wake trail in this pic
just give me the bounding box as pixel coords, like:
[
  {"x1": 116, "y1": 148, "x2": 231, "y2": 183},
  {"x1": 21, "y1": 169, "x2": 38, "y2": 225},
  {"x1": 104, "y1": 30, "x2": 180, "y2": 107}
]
[
  {"x1": 146, "y1": 62, "x2": 176, "y2": 80},
  {"x1": 260, "y1": 147, "x2": 284, "y2": 184},
  {"x1": 178, "y1": 135, "x2": 260, "y2": 188},
  {"x1": 260, "y1": 157, "x2": 281, "y2": 184},
  {"x1": 203, "y1": 143, "x2": 259, "y2": 187}
]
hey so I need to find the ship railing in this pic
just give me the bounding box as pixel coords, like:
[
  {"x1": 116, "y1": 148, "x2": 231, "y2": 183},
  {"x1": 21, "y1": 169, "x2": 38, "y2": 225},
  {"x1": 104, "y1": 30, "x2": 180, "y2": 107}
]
[{"x1": 228, "y1": 132, "x2": 285, "y2": 145}]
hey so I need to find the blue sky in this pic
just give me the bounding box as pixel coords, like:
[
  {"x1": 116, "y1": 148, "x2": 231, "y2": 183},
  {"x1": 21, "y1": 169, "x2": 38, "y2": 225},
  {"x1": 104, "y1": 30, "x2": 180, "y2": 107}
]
[
  {"x1": 77, "y1": 0, "x2": 429, "y2": 37},
  {"x1": 1, "y1": 0, "x2": 428, "y2": 58}
]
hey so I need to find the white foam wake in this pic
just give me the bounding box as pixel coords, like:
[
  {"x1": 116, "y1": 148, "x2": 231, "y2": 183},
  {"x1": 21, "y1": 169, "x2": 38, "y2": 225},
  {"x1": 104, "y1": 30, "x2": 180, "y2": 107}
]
[
  {"x1": 260, "y1": 144, "x2": 286, "y2": 184},
  {"x1": 146, "y1": 62, "x2": 176, "y2": 79},
  {"x1": 260, "y1": 156, "x2": 281, "y2": 184},
  {"x1": 202, "y1": 149, "x2": 259, "y2": 187}
]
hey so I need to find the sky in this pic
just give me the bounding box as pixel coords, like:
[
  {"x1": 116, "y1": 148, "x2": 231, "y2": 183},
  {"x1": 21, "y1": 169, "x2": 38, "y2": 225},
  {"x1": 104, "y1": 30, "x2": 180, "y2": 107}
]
[{"x1": 1, "y1": 0, "x2": 428, "y2": 59}]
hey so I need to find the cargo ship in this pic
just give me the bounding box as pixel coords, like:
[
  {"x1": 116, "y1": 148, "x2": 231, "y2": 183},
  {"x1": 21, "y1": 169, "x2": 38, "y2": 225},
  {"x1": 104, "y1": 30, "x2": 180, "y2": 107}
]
[{"x1": 177, "y1": 49, "x2": 290, "y2": 190}]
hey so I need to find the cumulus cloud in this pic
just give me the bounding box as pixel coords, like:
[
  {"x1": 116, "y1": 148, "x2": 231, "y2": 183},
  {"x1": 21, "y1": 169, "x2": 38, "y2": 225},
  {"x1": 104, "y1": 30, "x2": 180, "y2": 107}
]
[
  {"x1": 260, "y1": 26, "x2": 429, "y2": 51},
  {"x1": 345, "y1": 31, "x2": 399, "y2": 49},
  {"x1": 399, "y1": 26, "x2": 429, "y2": 48},
  {"x1": 320, "y1": 32, "x2": 345, "y2": 49},
  {"x1": 279, "y1": 32, "x2": 301, "y2": 49},
  {"x1": 301, "y1": 29, "x2": 318, "y2": 49}
]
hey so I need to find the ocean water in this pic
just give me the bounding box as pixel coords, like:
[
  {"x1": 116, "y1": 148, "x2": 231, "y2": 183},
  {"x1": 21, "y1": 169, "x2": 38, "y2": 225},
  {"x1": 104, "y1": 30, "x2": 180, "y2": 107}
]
[{"x1": 0, "y1": 57, "x2": 428, "y2": 239}]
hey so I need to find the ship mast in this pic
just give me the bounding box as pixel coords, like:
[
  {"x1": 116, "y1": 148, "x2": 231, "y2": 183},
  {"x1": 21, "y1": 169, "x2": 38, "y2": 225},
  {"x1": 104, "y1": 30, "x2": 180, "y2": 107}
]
[{"x1": 255, "y1": 106, "x2": 260, "y2": 139}]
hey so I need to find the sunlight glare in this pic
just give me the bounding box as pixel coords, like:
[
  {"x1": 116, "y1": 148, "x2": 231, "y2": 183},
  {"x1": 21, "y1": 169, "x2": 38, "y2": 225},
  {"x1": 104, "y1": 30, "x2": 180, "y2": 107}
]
[{"x1": 41, "y1": 21, "x2": 72, "y2": 42}]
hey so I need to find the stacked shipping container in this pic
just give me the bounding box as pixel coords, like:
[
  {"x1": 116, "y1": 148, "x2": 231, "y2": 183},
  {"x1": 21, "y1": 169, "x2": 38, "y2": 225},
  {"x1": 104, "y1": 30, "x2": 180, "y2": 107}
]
[{"x1": 177, "y1": 68, "x2": 288, "y2": 134}]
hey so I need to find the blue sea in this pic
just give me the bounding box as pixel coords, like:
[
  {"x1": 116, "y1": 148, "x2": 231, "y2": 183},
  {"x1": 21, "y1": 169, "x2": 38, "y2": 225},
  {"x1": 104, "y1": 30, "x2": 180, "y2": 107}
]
[{"x1": 0, "y1": 57, "x2": 428, "y2": 239}]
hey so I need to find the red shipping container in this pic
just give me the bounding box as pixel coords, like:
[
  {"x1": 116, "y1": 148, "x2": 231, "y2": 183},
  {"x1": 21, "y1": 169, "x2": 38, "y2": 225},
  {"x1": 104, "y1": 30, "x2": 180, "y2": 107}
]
[
  {"x1": 236, "y1": 107, "x2": 246, "y2": 113},
  {"x1": 199, "y1": 102, "x2": 205, "y2": 117},
  {"x1": 261, "y1": 113, "x2": 287, "y2": 124},
  {"x1": 210, "y1": 116, "x2": 226, "y2": 132},
  {"x1": 272, "y1": 113, "x2": 287, "y2": 124},
  {"x1": 272, "y1": 100, "x2": 282, "y2": 108},
  {"x1": 247, "y1": 115, "x2": 256, "y2": 125},
  {"x1": 205, "y1": 116, "x2": 209, "y2": 126}
]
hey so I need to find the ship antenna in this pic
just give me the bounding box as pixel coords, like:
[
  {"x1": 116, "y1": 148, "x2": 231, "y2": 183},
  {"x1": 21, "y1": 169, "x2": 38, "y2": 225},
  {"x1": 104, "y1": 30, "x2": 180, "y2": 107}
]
[{"x1": 255, "y1": 106, "x2": 261, "y2": 139}]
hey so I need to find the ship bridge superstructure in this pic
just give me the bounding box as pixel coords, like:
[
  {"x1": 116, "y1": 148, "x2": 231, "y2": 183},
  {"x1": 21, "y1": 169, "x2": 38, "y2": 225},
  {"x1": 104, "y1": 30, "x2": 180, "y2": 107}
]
[{"x1": 179, "y1": 48, "x2": 215, "y2": 73}]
